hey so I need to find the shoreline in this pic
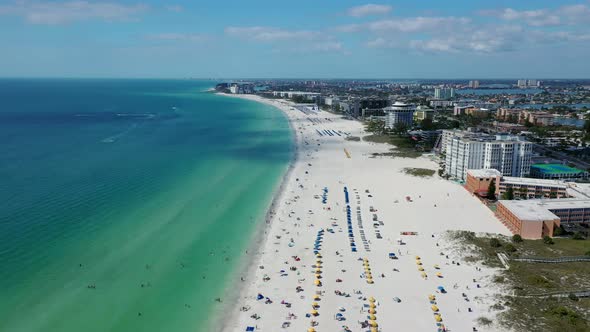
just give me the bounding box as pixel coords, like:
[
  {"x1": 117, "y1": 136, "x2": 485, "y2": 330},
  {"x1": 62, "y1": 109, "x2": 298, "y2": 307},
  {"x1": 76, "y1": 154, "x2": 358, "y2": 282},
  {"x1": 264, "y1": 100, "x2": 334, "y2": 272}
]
[{"x1": 209, "y1": 93, "x2": 300, "y2": 332}]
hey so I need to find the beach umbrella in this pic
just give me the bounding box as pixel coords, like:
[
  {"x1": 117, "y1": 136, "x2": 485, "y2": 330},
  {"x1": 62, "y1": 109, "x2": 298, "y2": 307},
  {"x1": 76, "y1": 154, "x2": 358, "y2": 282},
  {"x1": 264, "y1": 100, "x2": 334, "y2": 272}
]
[
  {"x1": 313, "y1": 295, "x2": 321, "y2": 300},
  {"x1": 370, "y1": 328, "x2": 378, "y2": 332},
  {"x1": 314, "y1": 280, "x2": 321, "y2": 286},
  {"x1": 368, "y1": 297, "x2": 376, "y2": 302},
  {"x1": 316, "y1": 253, "x2": 322, "y2": 258},
  {"x1": 315, "y1": 268, "x2": 322, "y2": 273},
  {"x1": 431, "y1": 305, "x2": 439, "y2": 312},
  {"x1": 436, "y1": 272, "x2": 443, "y2": 278},
  {"x1": 311, "y1": 310, "x2": 319, "y2": 316},
  {"x1": 369, "y1": 303, "x2": 376, "y2": 309},
  {"x1": 434, "y1": 314, "x2": 442, "y2": 322},
  {"x1": 366, "y1": 278, "x2": 374, "y2": 284},
  {"x1": 312, "y1": 302, "x2": 319, "y2": 308},
  {"x1": 316, "y1": 259, "x2": 322, "y2": 264},
  {"x1": 308, "y1": 328, "x2": 316, "y2": 332},
  {"x1": 418, "y1": 267, "x2": 424, "y2": 271},
  {"x1": 416, "y1": 261, "x2": 422, "y2": 265},
  {"x1": 415, "y1": 256, "x2": 421, "y2": 260},
  {"x1": 368, "y1": 308, "x2": 376, "y2": 314},
  {"x1": 369, "y1": 321, "x2": 378, "y2": 327},
  {"x1": 368, "y1": 314, "x2": 377, "y2": 320},
  {"x1": 315, "y1": 274, "x2": 322, "y2": 279},
  {"x1": 434, "y1": 264, "x2": 440, "y2": 269},
  {"x1": 428, "y1": 294, "x2": 436, "y2": 301},
  {"x1": 421, "y1": 272, "x2": 427, "y2": 278}
]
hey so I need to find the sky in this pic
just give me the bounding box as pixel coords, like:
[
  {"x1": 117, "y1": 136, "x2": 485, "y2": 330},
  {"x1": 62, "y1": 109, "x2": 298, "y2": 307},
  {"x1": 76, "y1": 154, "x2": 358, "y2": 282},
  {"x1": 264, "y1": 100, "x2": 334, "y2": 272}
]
[{"x1": 1, "y1": 0, "x2": 590, "y2": 79}]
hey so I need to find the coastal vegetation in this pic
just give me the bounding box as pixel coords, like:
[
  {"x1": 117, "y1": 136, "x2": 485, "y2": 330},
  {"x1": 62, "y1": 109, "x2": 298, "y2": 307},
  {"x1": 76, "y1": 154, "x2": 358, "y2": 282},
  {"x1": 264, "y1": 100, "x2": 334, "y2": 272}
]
[
  {"x1": 451, "y1": 231, "x2": 590, "y2": 332},
  {"x1": 402, "y1": 167, "x2": 436, "y2": 177}
]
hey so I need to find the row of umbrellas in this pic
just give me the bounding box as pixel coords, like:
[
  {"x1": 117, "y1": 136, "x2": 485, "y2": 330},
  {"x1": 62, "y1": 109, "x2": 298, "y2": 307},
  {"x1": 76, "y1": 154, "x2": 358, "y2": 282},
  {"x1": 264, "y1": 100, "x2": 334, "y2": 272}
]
[
  {"x1": 366, "y1": 297, "x2": 378, "y2": 331},
  {"x1": 428, "y1": 294, "x2": 445, "y2": 327},
  {"x1": 363, "y1": 258, "x2": 374, "y2": 284},
  {"x1": 345, "y1": 205, "x2": 357, "y2": 252},
  {"x1": 321, "y1": 187, "x2": 328, "y2": 204},
  {"x1": 313, "y1": 229, "x2": 324, "y2": 254},
  {"x1": 309, "y1": 252, "x2": 323, "y2": 332}
]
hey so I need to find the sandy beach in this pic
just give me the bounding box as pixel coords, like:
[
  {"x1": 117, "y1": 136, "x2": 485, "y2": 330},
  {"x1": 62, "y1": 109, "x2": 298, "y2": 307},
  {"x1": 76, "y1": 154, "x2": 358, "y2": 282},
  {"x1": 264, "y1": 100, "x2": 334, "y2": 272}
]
[{"x1": 219, "y1": 94, "x2": 512, "y2": 332}]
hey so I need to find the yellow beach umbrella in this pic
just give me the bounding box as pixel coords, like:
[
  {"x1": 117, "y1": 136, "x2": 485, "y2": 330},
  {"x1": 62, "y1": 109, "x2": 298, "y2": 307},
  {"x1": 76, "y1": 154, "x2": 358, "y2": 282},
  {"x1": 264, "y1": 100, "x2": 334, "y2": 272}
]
[
  {"x1": 308, "y1": 328, "x2": 316, "y2": 332},
  {"x1": 368, "y1": 296, "x2": 376, "y2": 302},
  {"x1": 434, "y1": 264, "x2": 440, "y2": 269},
  {"x1": 311, "y1": 309, "x2": 318, "y2": 316},
  {"x1": 370, "y1": 328, "x2": 378, "y2": 332},
  {"x1": 436, "y1": 272, "x2": 443, "y2": 278},
  {"x1": 316, "y1": 253, "x2": 322, "y2": 258},
  {"x1": 314, "y1": 279, "x2": 321, "y2": 286},
  {"x1": 369, "y1": 303, "x2": 376, "y2": 309},
  {"x1": 313, "y1": 295, "x2": 320, "y2": 300},
  {"x1": 415, "y1": 256, "x2": 421, "y2": 260},
  {"x1": 428, "y1": 294, "x2": 436, "y2": 301},
  {"x1": 312, "y1": 302, "x2": 319, "y2": 308},
  {"x1": 367, "y1": 279, "x2": 374, "y2": 284},
  {"x1": 368, "y1": 308, "x2": 376, "y2": 314},
  {"x1": 416, "y1": 261, "x2": 422, "y2": 265},
  {"x1": 368, "y1": 314, "x2": 377, "y2": 320},
  {"x1": 369, "y1": 321, "x2": 378, "y2": 327},
  {"x1": 315, "y1": 273, "x2": 322, "y2": 279},
  {"x1": 421, "y1": 272, "x2": 427, "y2": 278},
  {"x1": 431, "y1": 305, "x2": 439, "y2": 312},
  {"x1": 434, "y1": 314, "x2": 442, "y2": 322},
  {"x1": 315, "y1": 268, "x2": 321, "y2": 273},
  {"x1": 418, "y1": 267, "x2": 424, "y2": 271}
]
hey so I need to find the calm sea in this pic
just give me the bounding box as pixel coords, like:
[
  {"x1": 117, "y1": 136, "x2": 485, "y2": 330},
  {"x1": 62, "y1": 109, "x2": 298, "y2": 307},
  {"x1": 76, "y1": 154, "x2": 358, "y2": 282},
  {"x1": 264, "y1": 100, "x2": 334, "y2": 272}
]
[{"x1": 0, "y1": 79, "x2": 292, "y2": 331}]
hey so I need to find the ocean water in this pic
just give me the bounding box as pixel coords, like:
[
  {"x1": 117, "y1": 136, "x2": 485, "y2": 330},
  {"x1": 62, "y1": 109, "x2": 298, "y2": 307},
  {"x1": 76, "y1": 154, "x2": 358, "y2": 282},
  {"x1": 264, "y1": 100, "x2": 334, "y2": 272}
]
[{"x1": 0, "y1": 79, "x2": 292, "y2": 332}]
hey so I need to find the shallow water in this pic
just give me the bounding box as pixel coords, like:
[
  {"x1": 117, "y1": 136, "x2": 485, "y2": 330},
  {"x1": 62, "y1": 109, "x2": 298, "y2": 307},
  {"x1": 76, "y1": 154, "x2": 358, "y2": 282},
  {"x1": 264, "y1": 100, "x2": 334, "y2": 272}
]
[{"x1": 0, "y1": 79, "x2": 292, "y2": 332}]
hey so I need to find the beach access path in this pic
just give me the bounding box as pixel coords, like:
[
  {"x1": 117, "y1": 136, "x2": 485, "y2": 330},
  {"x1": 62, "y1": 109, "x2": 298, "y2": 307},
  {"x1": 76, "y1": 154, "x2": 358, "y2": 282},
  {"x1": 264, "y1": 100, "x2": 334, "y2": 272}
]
[{"x1": 220, "y1": 94, "x2": 511, "y2": 332}]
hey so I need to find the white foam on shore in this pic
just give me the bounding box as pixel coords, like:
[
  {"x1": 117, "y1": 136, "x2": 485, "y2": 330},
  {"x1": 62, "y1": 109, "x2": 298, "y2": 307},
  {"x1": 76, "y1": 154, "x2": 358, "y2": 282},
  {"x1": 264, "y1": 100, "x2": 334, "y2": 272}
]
[{"x1": 217, "y1": 94, "x2": 511, "y2": 332}]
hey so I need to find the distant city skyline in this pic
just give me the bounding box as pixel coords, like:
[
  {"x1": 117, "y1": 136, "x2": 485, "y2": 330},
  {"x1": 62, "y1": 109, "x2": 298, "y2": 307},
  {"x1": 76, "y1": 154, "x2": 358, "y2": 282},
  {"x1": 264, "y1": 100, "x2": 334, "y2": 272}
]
[{"x1": 1, "y1": 0, "x2": 590, "y2": 78}]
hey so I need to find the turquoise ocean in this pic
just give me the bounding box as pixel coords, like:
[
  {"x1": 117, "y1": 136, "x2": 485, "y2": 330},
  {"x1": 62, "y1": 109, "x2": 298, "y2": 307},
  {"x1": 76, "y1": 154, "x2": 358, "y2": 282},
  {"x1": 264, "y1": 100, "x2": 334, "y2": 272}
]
[{"x1": 0, "y1": 79, "x2": 292, "y2": 331}]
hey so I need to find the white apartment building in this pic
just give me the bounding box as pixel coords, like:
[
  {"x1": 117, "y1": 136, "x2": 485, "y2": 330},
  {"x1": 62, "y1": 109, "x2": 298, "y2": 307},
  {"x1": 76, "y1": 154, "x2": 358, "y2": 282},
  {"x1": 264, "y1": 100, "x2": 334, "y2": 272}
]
[
  {"x1": 434, "y1": 87, "x2": 455, "y2": 100},
  {"x1": 384, "y1": 102, "x2": 415, "y2": 129},
  {"x1": 444, "y1": 130, "x2": 532, "y2": 180}
]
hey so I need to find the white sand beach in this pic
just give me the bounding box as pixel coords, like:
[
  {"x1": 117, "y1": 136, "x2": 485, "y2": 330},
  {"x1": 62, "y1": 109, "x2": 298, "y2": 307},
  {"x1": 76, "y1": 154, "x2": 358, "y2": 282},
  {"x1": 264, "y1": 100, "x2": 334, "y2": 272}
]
[{"x1": 220, "y1": 94, "x2": 512, "y2": 332}]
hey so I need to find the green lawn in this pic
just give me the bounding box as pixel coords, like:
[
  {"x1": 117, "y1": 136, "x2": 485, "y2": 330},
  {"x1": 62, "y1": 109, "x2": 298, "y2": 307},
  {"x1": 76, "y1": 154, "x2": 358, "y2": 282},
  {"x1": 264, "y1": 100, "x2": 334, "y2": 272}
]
[{"x1": 451, "y1": 231, "x2": 590, "y2": 332}]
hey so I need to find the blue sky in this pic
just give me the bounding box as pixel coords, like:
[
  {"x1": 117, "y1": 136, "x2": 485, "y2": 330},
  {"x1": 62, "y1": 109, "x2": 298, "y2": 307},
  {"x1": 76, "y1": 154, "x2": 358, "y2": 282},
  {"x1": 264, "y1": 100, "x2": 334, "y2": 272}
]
[{"x1": 1, "y1": 0, "x2": 590, "y2": 78}]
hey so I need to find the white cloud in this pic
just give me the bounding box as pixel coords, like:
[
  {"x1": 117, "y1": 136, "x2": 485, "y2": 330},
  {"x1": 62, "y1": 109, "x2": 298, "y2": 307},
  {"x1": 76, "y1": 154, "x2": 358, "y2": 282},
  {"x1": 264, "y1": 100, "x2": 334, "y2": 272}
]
[
  {"x1": 481, "y1": 3, "x2": 590, "y2": 27},
  {"x1": 0, "y1": 0, "x2": 148, "y2": 24},
  {"x1": 164, "y1": 5, "x2": 183, "y2": 12},
  {"x1": 347, "y1": 4, "x2": 392, "y2": 17},
  {"x1": 336, "y1": 16, "x2": 471, "y2": 34},
  {"x1": 225, "y1": 26, "x2": 327, "y2": 42},
  {"x1": 147, "y1": 33, "x2": 207, "y2": 42}
]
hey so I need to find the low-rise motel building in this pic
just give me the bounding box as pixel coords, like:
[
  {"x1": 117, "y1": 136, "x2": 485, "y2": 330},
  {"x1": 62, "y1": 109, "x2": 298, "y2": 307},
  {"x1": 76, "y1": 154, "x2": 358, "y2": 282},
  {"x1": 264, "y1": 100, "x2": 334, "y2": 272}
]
[
  {"x1": 465, "y1": 169, "x2": 568, "y2": 199},
  {"x1": 464, "y1": 169, "x2": 590, "y2": 239}
]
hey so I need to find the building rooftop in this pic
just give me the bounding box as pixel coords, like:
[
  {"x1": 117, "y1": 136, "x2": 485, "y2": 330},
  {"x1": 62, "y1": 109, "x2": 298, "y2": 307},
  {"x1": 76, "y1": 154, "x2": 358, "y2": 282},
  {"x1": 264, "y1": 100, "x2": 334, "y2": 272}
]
[
  {"x1": 502, "y1": 176, "x2": 567, "y2": 188},
  {"x1": 500, "y1": 198, "x2": 590, "y2": 222},
  {"x1": 531, "y1": 163, "x2": 585, "y2": 175},
  {"x1": 467, "y1": 169, "x2": 502, "y2": 178}
]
